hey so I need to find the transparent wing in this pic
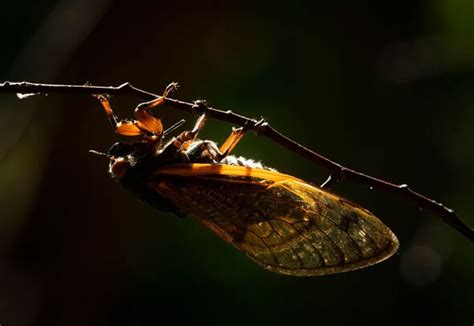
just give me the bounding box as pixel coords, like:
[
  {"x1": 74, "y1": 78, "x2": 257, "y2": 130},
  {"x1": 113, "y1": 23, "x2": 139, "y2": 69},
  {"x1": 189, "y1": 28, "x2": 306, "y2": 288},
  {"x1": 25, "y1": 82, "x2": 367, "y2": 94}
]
[{"x1": 153, "y1": 164, "x2": 399, "y2": 276}]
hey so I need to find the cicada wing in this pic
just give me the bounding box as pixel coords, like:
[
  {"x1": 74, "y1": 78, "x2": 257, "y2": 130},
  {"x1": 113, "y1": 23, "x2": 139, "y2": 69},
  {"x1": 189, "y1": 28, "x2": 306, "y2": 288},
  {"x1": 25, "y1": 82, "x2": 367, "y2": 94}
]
[
  {"x1": 153, "y1": 164, "x2": 399, "y2": 276},
  {"x1": 242, "y1": 180, "x2": 399, "y2": 276}
]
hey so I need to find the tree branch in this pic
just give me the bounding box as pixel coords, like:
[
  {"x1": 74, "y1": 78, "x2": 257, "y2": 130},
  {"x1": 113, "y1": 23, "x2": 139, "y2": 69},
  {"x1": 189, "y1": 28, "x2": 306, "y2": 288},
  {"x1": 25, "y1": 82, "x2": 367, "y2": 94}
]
[{"x1": 1, "y1": 81, "x2": 473, "y2": 242}]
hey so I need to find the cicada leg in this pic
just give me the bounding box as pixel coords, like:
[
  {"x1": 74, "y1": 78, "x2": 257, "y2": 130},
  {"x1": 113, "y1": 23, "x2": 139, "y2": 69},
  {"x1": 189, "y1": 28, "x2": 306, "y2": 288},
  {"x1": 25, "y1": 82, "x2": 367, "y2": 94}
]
[
  {"x1": 94, "y1": 82, "x2": 178, "y2": 137},
  {"x1": 134, "y1": 82, "x2": 179, "y2": 135},
  {"x1": 173, "y1": 113, "x2": 207, "y2": 150},
  {"x1": 218, "y1": 118, "x2": 268, "y2": 157},
  {"x1": 218, "y1": 126, "x2": 246, "y2": 157},
  {"x1": 95, "y1": 94, "x2": 143, "y2": 136},
  {"x1": 185, "y1": 125, "x2": 248, "y2": 162},
  {"x1": 179, "y1": 110, "x2": 246, "y2": 157},
  {"x1": 184, "y1": 114, "x2": 207, "y2": 141}
]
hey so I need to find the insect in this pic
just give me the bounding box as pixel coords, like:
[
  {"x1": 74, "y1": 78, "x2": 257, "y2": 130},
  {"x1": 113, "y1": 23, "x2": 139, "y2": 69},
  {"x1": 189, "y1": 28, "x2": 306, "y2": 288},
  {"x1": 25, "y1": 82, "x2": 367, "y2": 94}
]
[{"x1": 92, "y1": 82, "x2": 399, "y2": 276}]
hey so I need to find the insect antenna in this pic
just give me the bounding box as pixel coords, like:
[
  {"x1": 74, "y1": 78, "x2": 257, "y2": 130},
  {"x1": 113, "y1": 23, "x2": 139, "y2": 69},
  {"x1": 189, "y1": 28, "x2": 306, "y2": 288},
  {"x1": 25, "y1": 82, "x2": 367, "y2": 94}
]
[{"x1": 89, "y1": 149, "x2": 111, "y2": 158}]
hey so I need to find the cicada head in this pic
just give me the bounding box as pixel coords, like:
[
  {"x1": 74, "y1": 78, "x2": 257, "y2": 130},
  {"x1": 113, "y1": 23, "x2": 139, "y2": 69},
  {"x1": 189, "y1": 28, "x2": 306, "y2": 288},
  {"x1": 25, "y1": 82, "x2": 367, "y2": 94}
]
[{"x1": 107, "y1": 141, "x2": 153, "y2": 180}]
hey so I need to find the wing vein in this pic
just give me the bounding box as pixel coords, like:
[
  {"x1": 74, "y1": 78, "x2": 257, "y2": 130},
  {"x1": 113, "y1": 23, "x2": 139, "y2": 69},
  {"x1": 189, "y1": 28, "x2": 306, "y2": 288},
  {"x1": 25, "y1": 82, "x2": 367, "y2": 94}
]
[
  {"x1": 273, "y1": 218, "x2": 325, "y2": 268},
  {"x1": 301, "y1": 207, "x2": 364, "y2": 260},
  {"x1": 268, "y1": 220, "x2": 304, "y2": 269},
  {"x1": 245, "y1": 227, "x2": 279, "y2": 266}
]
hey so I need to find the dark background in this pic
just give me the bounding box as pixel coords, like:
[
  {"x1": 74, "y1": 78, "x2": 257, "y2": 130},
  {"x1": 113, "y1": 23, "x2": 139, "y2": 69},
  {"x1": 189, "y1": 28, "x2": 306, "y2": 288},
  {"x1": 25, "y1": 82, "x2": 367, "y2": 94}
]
[{"x1": 0, "y1": 1, "x2": 473, "y2": 325}]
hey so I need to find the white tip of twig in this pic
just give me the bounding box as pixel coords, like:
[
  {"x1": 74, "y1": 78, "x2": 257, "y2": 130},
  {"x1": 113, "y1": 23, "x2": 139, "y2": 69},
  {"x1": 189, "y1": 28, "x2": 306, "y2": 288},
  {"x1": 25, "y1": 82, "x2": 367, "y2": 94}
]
[{"x1": 16, "y1": 92, "x2": 40, "y2": 99}]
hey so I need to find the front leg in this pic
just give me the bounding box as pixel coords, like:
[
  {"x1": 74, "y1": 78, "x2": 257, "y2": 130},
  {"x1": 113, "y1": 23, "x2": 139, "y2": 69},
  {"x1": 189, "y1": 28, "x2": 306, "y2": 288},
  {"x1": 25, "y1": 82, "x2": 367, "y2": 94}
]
[
  {"x1": 95, "y1": 94, "x2": 144, "y2": 136},
  {"x1": 134, "y1": 82, "x2": 179, "y2": 135}
]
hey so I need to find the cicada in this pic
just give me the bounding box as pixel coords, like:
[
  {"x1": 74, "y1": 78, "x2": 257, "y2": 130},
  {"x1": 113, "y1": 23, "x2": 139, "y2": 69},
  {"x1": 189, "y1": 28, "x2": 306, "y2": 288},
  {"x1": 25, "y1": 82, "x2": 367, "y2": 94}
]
[{"x1": 93, "y1": 83, "x2": 399, "y2": 276}]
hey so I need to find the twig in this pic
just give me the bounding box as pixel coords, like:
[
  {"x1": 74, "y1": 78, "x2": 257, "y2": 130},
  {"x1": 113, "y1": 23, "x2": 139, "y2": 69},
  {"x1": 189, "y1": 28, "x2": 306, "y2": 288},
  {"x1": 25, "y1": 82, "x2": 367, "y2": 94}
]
[{"x1": 1, "y1": 81, "x2": 473, "y2": 242}]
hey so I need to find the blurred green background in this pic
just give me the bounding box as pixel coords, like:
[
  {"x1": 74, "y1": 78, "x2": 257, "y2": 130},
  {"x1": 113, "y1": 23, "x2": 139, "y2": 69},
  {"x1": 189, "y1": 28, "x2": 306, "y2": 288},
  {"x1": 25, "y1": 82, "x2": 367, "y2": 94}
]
[{"x1": 0, "y1": 1, "x2": 473, "y2": 325}]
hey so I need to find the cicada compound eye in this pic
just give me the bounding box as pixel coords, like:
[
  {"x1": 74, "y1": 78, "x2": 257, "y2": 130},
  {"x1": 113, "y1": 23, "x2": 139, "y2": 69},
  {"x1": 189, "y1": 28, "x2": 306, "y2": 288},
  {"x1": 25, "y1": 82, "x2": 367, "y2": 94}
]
[{"x1": 109, "y1": 157, "x2": 130, "y2": 179}]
